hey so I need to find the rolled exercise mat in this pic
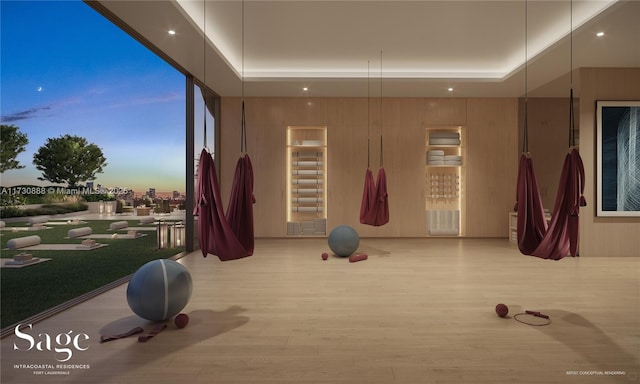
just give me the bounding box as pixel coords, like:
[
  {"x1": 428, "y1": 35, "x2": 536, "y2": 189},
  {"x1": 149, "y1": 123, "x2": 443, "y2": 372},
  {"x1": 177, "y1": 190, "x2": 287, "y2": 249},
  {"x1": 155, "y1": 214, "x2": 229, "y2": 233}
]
[
  {"x1": 139, "y1": 216, "x2": 155, "y2": 224},
  {"x1": 109, "y1": 221, "x2": 129, "y2": 230},
  {"x1": 7, "y1": 235, "x2": 41, "y2": 250},
  {"x1": 68, "y1": 227, "x2": 93, "y2": 238},
  {"x1": 28, "y1": 216, "x2": 50, "y2": 225}
]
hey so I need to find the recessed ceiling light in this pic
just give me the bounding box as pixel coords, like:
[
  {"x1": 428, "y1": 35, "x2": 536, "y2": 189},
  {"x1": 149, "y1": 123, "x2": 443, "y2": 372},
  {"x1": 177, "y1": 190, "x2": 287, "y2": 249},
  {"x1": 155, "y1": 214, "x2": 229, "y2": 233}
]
[
  {"x1": 303, "y1": 87, "x2": 309, "y2": 91},
  {"x1": 596, "y1": 31, "x2": 604, "y2": 37},
  {"x1": 168, "y1": 30, "x2": 176, "y2": 35},
  {"x1": 447, "y1": 87, "x2": 454, "y2": 92}
]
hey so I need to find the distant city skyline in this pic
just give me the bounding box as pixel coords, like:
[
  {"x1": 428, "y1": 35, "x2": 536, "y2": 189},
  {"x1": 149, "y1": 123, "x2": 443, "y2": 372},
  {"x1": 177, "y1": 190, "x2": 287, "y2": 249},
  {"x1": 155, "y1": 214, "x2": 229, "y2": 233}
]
[{"x1": 1, "y1": 1, "x2": 189, "y2": 195}]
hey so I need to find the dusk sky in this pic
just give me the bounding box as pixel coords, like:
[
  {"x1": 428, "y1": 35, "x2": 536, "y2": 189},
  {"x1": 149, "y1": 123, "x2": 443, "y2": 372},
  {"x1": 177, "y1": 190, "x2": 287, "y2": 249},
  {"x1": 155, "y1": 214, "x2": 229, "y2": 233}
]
[{"x1": 1, "y1": 0, "x2": 191, "y2": 196}]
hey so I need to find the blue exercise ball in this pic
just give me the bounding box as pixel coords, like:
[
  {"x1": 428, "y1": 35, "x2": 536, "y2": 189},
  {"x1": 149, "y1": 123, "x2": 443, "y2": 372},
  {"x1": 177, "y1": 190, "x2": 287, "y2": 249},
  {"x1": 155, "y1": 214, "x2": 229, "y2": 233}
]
[
  {"x1": 127, "y1": 259, "x2": 192, "y2": 321},
  {"x1": 328, "y1": 225, "x2": 360, "y2": 257}
]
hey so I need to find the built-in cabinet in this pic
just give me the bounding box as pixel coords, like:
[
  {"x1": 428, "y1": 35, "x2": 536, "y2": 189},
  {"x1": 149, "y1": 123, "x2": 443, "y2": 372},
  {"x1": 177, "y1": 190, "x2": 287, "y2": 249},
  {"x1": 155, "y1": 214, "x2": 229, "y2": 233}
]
[
  {"x1": 425, "y1": 126, "x2": 465, "y2": 236},
  {"x1": 286, "y1": 126, "x2": 327, "y2": 236}
]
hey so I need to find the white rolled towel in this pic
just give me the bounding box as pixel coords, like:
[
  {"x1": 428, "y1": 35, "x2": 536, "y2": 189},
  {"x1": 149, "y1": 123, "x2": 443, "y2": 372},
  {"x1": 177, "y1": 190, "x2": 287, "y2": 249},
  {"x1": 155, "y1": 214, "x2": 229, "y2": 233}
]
[
  {"x1": 292, "y1": 188, "x2": 323, "y2": 194},
  {"x1": 292, "y1": 206, "x2": 324, "y2": 212},
  {"x1": 292, "y1": 179, "x2": 322, "y2": 185},
  {"x1": 292, "y1": 161, "x2": 323, "y2": 166},
  {"x1": 292, "y1": 170, "x2": 323, "y2": 175}
]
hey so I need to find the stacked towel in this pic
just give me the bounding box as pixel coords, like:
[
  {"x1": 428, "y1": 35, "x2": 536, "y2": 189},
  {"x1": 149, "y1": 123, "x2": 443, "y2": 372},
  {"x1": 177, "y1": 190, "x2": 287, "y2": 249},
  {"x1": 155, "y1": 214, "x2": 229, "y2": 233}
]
[
  {"x1": 427, "y1": 151, "x2": 462, "y2": 166},
  {"x1": 82, "y1": 239, "x2": 96, "y2": 247},
  {"x1": 429, "y1": 131, "x2": 460, "y2": 146},
  {"x1": 444, "y1": 154, "x2": 463, "y2": 166},
  {"x1": 427, "y1": 150, "x2": 445, "y2": 165}
]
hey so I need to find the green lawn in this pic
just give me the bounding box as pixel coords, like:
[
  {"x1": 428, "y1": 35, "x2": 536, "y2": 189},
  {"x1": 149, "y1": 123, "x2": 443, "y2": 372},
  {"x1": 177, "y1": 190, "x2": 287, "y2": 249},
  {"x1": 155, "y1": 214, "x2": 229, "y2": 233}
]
[{"x1": 0, "y1": 220, "x2": 184, "y2": 329}]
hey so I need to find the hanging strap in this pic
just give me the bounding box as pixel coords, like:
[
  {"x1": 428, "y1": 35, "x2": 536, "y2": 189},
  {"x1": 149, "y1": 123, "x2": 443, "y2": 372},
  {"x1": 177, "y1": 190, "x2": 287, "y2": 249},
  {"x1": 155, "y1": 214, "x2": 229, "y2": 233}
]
[
  {"x1": 367, "y1": 60, "x2": 371, "y2": 169},
  {"x1": 523, "y1": 99, "x2": 529, "y2": 153},
  {"x1": 522, "y1": 0, "x2": 529, "y2": 154},
  {"x1": 379, "y1": 50, "x2": 384, "y2": 167},
  {"x1": 202, "y1": 0, "x2": 209, "y2": 152},
  {"x1": 241, "y1": 101, "x2": 247, "y2": 153},
  {"x1": 203, "y1": 99, "x2": 209, "y2": 151},
  {"x1": 240, "y1": 0, "x2": 248, "y2": 154},
  {"x1": 569, "y1": 88, "x2": 575, "y2": 147},
  {"x1": 380, "y1": 136, "x2": 383, "y2": 167},
  {"x1": 568, "y1": 0, "x2": 576, "y2": 148}
]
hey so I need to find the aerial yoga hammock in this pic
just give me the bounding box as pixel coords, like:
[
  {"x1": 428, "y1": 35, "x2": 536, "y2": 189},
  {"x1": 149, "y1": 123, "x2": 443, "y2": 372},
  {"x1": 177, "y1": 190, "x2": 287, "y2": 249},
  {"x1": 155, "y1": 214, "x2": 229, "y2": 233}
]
[
  {"x1": 193, "y1": 100, "x2": 255, "y2": 261},
  {"x1": 360, "y1": 57, "x2": 389, "y2": 226},
  {"x1": 514, "y1": 1, "x2": 585, "y2": 260},
  {"x1": 515, "y1": 115, "x2": 586, "y2": 260},
  {"x1": 360, "y1": 140, "x2": 389, "y2": 226}
]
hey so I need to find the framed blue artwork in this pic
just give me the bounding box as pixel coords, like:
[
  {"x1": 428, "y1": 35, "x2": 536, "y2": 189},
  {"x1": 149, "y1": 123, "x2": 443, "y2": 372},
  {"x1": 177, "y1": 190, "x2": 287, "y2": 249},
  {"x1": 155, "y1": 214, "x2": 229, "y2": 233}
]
[{"x1": 596, "y1": 100, "x2": 640, "y2": 217}]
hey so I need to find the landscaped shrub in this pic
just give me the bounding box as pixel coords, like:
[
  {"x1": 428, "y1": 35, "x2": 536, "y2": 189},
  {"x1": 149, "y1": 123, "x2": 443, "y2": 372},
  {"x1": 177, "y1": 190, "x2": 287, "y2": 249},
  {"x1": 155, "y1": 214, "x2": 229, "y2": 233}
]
[
  {"x1": 82, "y1": 193, "x2": 116, "y2": 202},
  {"x1": 0, "y1": 205, "x2": 25, "y2": 218},
  {"x1": 0, "y1": 202, "x2": 88, "y2": 218}
]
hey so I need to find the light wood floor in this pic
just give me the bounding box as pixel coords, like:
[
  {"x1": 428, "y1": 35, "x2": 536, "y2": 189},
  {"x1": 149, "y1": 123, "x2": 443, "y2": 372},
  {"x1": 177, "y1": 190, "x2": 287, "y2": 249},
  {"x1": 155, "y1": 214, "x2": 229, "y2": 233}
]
[{"x1": 1, "y1": 238, "x2": 638, "y2": 383}]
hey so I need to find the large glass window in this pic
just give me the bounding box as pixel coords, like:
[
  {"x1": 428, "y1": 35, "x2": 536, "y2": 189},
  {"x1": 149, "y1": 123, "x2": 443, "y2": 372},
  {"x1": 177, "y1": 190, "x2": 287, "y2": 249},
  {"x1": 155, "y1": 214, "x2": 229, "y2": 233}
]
[
  {"x1": 0, "y1": 0, "x2": 187, "y2": 330},
  {"x1": 1, "y1": 2, "x2": 186, "y2": 195}
]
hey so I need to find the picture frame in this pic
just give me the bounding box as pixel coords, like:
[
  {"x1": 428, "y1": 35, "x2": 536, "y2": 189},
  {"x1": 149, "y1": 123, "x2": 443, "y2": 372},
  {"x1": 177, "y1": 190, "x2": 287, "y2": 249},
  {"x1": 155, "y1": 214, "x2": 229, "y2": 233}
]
[{"x1": 596, "y1": 100, "x2": 640, "y2": 217}]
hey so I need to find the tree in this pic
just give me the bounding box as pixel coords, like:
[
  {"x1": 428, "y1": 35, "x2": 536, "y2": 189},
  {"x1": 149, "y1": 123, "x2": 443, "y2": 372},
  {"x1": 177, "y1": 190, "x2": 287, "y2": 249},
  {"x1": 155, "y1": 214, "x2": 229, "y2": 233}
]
[
  {"x1": 0, "y1": 124, "x2": 29, "y2": 173},
  {"x1": 33, "y1": 134, "x2": 107, "y2": 187}
]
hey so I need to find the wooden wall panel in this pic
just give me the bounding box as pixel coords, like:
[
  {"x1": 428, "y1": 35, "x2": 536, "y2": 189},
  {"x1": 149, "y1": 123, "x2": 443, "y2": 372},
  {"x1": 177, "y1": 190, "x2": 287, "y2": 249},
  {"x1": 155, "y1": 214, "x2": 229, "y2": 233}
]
[
  {"x1": 371, "y1": 98, "x2": 424, "y2": 236},
  {"x1": 221, "y1": 97, "x2": 288, "y2": 237},
  {"x1": 465, "y1": 98, "x2": 519, "y2": 237},
  {"x1": 221, "y1": 96, "x2": 518, "y2": 238},
  {"x1": 523, "y1": 98, "x2": 573, "y2": 209},
  {"x1": 578, "y1": 68, "x2": 640, "y2": 257},
  {"x1": 424, "y1": 98, "x2": 467, "y2": 126},
  {"x1": 324, "y1": 98, "x2": 370, "y2": 234}
]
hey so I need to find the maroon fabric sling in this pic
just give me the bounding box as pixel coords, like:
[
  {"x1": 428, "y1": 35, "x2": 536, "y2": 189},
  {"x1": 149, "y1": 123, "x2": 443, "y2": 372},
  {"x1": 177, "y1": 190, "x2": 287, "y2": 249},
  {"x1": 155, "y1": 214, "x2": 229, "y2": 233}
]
[
  {"x1": 360, "y1": 168, "x2": 376, "y2": 225},
  {"x1": 194, "y1": 149, "x2": 254, "y2": 261},
  {"x1": 374, "y1": 167, "x2": 389, "y2": 226},
  {"x1": 226, "y1": 154, "x2": 255, "y2": 256},
  {"x1": 515, "y1": 149, "x2": 586, "y2": 260},
  {"x1": 360, "y1": 167, "x2": 389, "y2": 226},
  {"x1": 530, "y1": 148, "x2": 586, "y2": 259},
  {"x1": 515, "y1": 154, "x2": 548, "y2": 255}
]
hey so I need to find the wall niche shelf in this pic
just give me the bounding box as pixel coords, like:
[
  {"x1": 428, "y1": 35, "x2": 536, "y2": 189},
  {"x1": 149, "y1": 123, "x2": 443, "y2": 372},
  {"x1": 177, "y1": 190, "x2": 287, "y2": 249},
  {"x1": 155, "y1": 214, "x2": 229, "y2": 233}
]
[
  {"x1": 425, "y1": 126, "x2": 466, "y2": 236},
  {"x1": 287, "y1": 126, "x2": 327, "y2": 236}
]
